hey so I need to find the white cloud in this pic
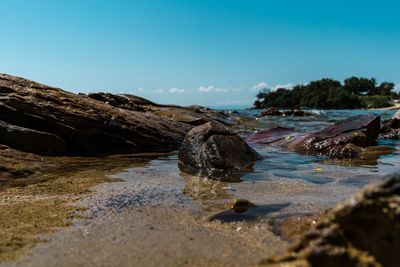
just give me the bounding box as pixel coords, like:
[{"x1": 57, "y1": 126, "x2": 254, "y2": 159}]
[
  {"x1": 395, "y1": 84, "x2": 400, "y2": 92},
  {"x1": 152, "y1": 89, "x2": 165, "y2": 94},
  {"x1": 250, "y1": 82, "x2": 270, "y2": 92},
  {"x1": 198, "y1": 85, "x2": 229, "y2": 93},
  {"x1": 272, "y1": 83, "x2": 294, "y2": 90},
  {"x1": 250, "y1": 82, "x2": 295, "y2": 93},
  {"x1": 169, "y1": 88, "x2": 185, "y2": 94}
]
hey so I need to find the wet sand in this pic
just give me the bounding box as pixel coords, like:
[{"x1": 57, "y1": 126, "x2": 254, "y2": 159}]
[
  {"x1": 0, "y1": 153, "x2": 163, "y2": 262},
  {"x1": 0, "y1": 153, "x2": 371, "y2": 267},
  {"x1": 369, "y1": 103, "x2": 400, "y2": 110},
  {"x1": 11, "y1": 206, "x2": 287, "y2": 267}
]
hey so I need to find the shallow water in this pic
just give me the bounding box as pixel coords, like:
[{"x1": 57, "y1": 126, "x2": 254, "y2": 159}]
[
  {"x1": 233, "y1": 108, "x2": 394, "y2": 132},
  {"x1": 107, "y1": 109, "x2": 400, "y2": 221},
  {"x1": 6, "y1": 109, "x2": 400, "y2": 266}
]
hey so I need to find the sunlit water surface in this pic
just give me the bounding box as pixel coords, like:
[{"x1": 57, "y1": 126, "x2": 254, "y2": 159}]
[{"x1": 112, "y1": 109, "x2": 400, "y2": 219}]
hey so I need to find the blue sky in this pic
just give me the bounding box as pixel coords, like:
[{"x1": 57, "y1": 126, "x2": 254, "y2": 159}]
[{"x1": 1, "y1": 0, "x2": 400, "y2": 107}]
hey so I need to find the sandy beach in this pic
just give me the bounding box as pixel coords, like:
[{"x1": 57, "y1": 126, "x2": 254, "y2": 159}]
[
  {"x1": 369, "y1": 102, "x2": 400, "y2": 110},
  {"x1": 1, "y1": 151, "x2": 372, "y2": 267}
]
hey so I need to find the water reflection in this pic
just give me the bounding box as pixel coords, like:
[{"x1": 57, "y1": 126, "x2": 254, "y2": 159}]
[
  {"x1": 207, "y1": 203, "x2": 290, "y2": 223},
  {"x1": 181, "y1": 172, "x2": 233, "y2": 211},
  {"x1": 112, "y1": 109, "x2": 400, "y2": 223},
  {"x1": 181, "y1": 171, "x2": 290, "y2": 222},
  {"x1": 0, "y1": 153, "x2": 168, "y2": 191}
]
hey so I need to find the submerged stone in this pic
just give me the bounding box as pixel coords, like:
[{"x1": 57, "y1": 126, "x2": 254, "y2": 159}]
[{"x1": 230, "y1": 199, "x2": 256, "y2": 213}]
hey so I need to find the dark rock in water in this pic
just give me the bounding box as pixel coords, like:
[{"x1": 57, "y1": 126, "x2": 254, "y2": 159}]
[
  {"x1": 259, "y1": 108, "x2": 283, "y2": 117},
  {"x1": 259, "y1": 108, "x2": 314, "y2": 117},
  {"x1": 0, "y1": 74, "x2": 191, "y2": 155},
  {"x1": 289, "y1": 115, "x2": 379, "y2": 148},
  {"x1": 380, "y1": 129, "x2": 400, "y2": 140},
  {"x1": 247, "y1": 127, "x2": 297, "y2": 145},
  {"x1": 283, "y1": 110, "x2": 314, "y2": 116},
  {"x1": 0, "y1": 120, "x2": 66, "y2": 156},
  {"x1": 392, "y1": 109, "x2": 400, "y2": 120},
  {"x1": 230, "y1": 199, "x2": 256, "y2": 213},
  {"x1": 263, "y1": 174, "x2": 400, "y2": 267},
  {"x1": 178, "y1": 122, "x2": 261, "y2": 181},
  {"x1": 380, "y1": 110, "x2": 400, "y2": 139},
  {"x1": 250, "y1": 115, "x2": 380, "y2": 158},
  {"x1": 286, "y1": 115, "x2": 380, "y2": 158}
]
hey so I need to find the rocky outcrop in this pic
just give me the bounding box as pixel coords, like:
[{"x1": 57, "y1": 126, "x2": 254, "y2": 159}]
[
  {"x1": 178, "y1": 122, "x2": 261, "y2": 181},
  {"x1": 153, "y1": 107, "x2": 233, "y2": 126},
  {"x1": 380, "y1": 110, "x2": 400, "y2": 139},
  {"x1": 248, "y1": 115, "x2": 380, "y2": 158},
  {"x1": 263, "y1": 175, "x2": 400, "y2": 267},
  {"x1": 87, "y1": 93, "x2": 157, "y2": 112},
  {"x1": 0, "y1": 120, "x2": 66, "y2": 155},
  {"x1": 0, "y1": 74, "x2": 191, "y2": 155},
  {"x1": 88, "y1": 93, "x2": 233, "y2": 126}
]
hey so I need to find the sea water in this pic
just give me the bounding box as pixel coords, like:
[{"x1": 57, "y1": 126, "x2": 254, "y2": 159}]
[{"x1": 115, "y1": 109, "x2": 400, "y2": 219}]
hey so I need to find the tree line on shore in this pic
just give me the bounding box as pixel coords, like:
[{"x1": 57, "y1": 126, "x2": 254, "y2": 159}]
[{"x1": 253, "y1": 77, "x2": 399, "y2": 109}]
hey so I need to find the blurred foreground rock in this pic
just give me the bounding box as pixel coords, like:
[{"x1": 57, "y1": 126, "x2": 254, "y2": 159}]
[{"x1": 263, "y1": 174, "x2": 400, "y2": 267}]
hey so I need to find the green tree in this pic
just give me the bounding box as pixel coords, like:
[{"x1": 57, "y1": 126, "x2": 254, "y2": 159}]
[
  {"x1": 343, "y1": 77, "x2": 376, "y2": 95},
  {"x1": 377, "y1": 82, "x2": 395, "y2": 96},
  {"x1": 253, "y1": 76, "x2": 395, "y2": 109}
]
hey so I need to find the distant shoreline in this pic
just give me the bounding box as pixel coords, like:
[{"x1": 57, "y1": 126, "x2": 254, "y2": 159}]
[
  {"x1": 245, "y1": 103, "x2": 400, "y2": 111},
  {"x1": 368, "y1": 103, "x2": 400, "y2": 110}
]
